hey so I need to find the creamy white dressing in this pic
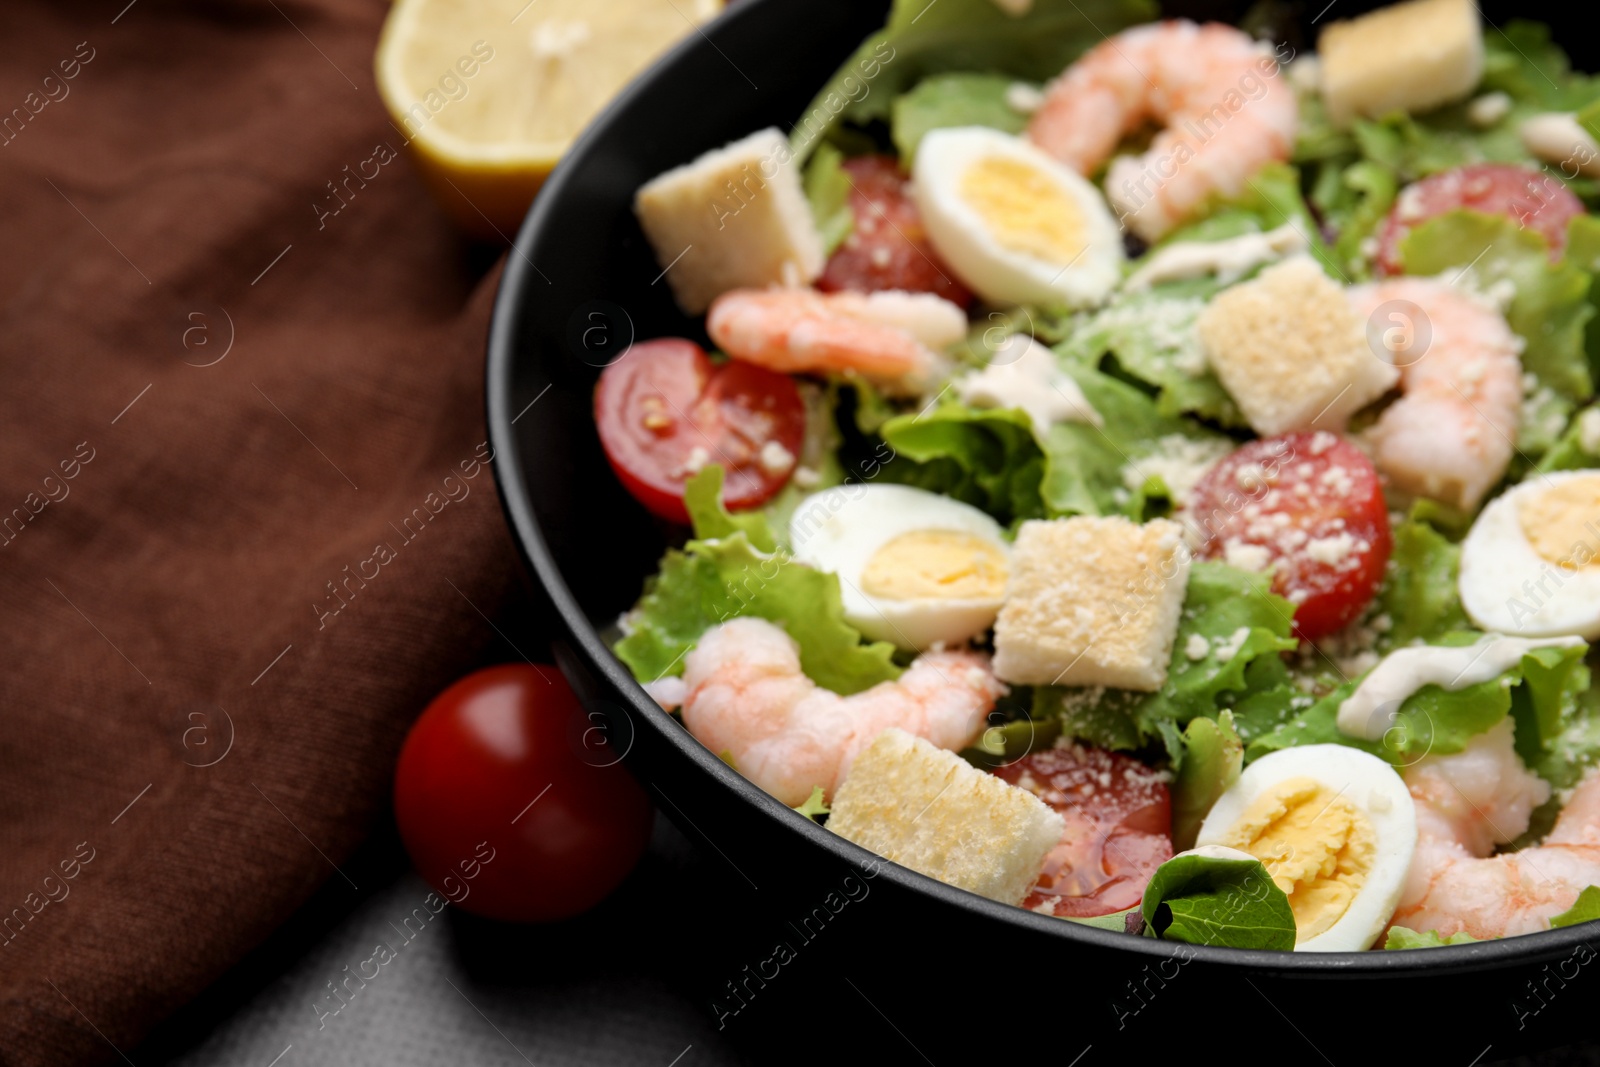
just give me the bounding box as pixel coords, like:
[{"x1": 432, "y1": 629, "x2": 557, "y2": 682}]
[
  {"x1": 1335, "y1": 634, "x2": 1586, "y2": 741},
  {"x1": 1123, "y1": 223, "x2": 1308, "y2": 291},
  {"x1": 955, "y1": 334, "x2": 1102, "y2": 430},
  {"x1": 1519, "y1": 113, "x2": 1600, "y2": 178}
]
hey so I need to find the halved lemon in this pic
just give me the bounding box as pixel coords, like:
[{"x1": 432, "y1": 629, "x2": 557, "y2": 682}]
[{"x1": 376, "y1": 0, "x2": 722, "y2": 239}]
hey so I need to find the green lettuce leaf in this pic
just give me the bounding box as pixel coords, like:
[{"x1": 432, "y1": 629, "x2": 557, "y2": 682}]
[
  {"x1": 1518, "y1": 679, "x2": 1600, "y2": 846},
  {"x1": 877, "y1": 358, "x2": 1230, "y2": 525},
  {"x1": 890, "y1": 72, "x2": 1028, "y2": 162},
  {"x1": 1038, "y1": 563, "x2": 1299, "y2": 758},
  {"x1": 1246, "y1": 639, "x2": 1589, "y2": 766},
  {"x1": 1141, "y1": 848, "x2": 1296, "y2": 950},
  {"x1": 1398, "y1": 211, "x2": 1595, "y2": 412},
  {"x1": 1171, "y1": 711, "x2": 1242, "y2": 852},
  {"x1": 1537, "y1": 406, "x2": 1600, "y2": 474},
  {"x1": 1156, "y1": 162, "x2": 1341, "y2": 278},
  {"x1": 1056, "y1": 279, "x2": 1242, "y2": 426},
  {"x1": 803, "y1": 143, "x2": 854, "y2": 257},
  {"x1": 791, "y1": 0, "x2": 1155, "y2": 159},
  {"x1": 1383, "y1": 926, "x2": 1478, "y2": 949},
  {"x1": 683, "y1": 466, "x2": 779, "y2": 553},
  {"x1": 1377, "y1": 517, "x2": 1471, "y2": 648},
  {"x1": 1566, "y1": 214, "x2": 1600, "y2": 389},
  {"x1": 612, "y1": 532, "x2": 900, "y2": 695},
  {"x1": 758, "y1": 382, "x2": 847, "y2": 551},
  {"x1": 1297, "y1": 22, "x2": 1600, "y2": 275},
  {"x1": 1550, "y1": 886, "x2": 1600, "y2": 929},
  {"x1": 1064, "y1": 906, "x2": 1141, "y2": 933},
  {"x1": 792, "y1": 786, "x2": 831, "y2": 821},
  {"x1": 876, "y1": 403, "x2": 1046, "y2": 524}
]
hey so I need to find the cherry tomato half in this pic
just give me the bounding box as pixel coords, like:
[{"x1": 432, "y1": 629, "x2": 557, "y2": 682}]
[
  {"x1": 816, "y1": 155, "x2": 972, "y2": 306},
  {"x1": 1187, "y1": 432, "x2": 1392, "y2": 642},
  {"x1": 393, "y1": 665, "x2": 653, "y2": 922},
  {"x1": 595, "y1": 339, "x2": 806, "y2": 525},
  {"x1": 1375, "y1": 163, "x2": 1584, "y2": 275},
  {"x1": 991, "y1": 745, "x2": 1173, "y2": 918}
]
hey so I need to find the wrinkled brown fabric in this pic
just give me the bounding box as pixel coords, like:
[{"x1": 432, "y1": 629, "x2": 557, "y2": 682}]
[{"x1": 0, "y1": 2, "x2": 519, "y2": 1062}]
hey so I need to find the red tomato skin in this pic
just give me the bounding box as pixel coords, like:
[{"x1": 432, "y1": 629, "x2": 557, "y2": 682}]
[
  {"x1": 991, "y1": 745, "x2": 1173, "y2": 918},
  {"x1": 393, "y1": 665, "x2": 653, "y2": 923},
  {"x1": 1187, "y1": 433, "x2": 1392, "y2": 642},
  {"x1": 1375, "y1": 163, "x2": 1584, "y2": 276},
  {"x1": 594, "y1": 339, "x2": 806, "y2": 525},
  {"x1": 816, "y1": 155, "x2": 972, "y2": 305}
]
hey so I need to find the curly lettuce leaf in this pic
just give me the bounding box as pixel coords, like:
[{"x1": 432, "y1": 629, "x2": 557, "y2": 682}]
[
  {"x1": 1245, "y1": 639, "x2": 1589, "y2": 766},
  {"x1": 803, "y1": 143, "x2": 854, "y2": 257},
  {"x1": 1056, "y1": 279, "x2": 1243, "y2": 426},
  {"x1": 876, "y1": 404, "x2": 1047, "y2": 523},
  {"x1": 1171, "y1": 711, "x2": 1242, "y2": 852},
  {"x1": 1141, "y1": 848, "x2": 1296, "y2": 950},
  {"x1": 1550, "y1": 886, "x2": 1600, "y2": 929},
  {"x1": 684, "y1": 466, "x2": 779, "y2": 552},
  {"x1": 1383, "y1": 926, "x2": 1478, "y2": 949},
  {"x1": 889, "y1": 72, "x2": 1028, "y2": 161},
  {"x1": 792, "y1": 0, "x2": 1154, "y2": 159},
  {"x1": 612, "y1": 532, "x2": 900, "y2": 695},
  {"x1": 1377, "y1": 516, "x2": 1471, "y2": 648},
  {"x1": 1038, "y1": 563, "x2": 1299, "y2": 758},
  {"x1": 1399, "y1": 211, "x2": 1595, "y2": 419},
  {"x1": 877, "y1": 358, "x2": 1228, "y2": 525},
  {"x1": 792, "y1": 786, "x2": 831, "y2": 821},
  {"x1": 1155, "y1": 162, "x2": 1341, "y2": 277},
  {"x1": 1298, "y1": 22, "x2": 1600, "y2": 276}
]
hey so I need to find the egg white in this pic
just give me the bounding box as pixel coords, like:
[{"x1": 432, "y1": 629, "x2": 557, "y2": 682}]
[
  {"x1": 912, "y1": 126, "x2": 1124, "y2": 309},
  {"x1": 1196, "y1": 744, "x2": 1417, "y2": 953},
  {"x1": 787, "y1": 484, "x2": 1008, "y2": 651},
  {"x1": 1459, "y1": 470, "x2": 1600, "y2": 638}
]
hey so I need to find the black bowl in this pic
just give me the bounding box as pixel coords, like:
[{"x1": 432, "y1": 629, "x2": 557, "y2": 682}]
[{"x1": 488, "y1": 2, "x2": 1600, "y2": 1061}]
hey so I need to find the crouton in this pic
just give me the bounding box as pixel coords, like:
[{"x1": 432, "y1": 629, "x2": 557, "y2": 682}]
[
  {"x1": 827, "y1": 729, "x2": 1063, "y2": 905},
  {"x1": 634, "y1": 127, "x2": 824, "y2": 314},
  {"x1": 1319, "y1": 0, "x2": 1484, "y2": 128},
  {"x1": 1197, "y1": 256, "x2": 1398, "y2": 437},
  {"x1": 992, "y1": 516, "x2": 1189, "y2": 691}
]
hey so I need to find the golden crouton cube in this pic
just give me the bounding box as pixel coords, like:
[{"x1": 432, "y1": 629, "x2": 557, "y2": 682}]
[
  {"x1": 992, "y1": 516, "x2": 1190, "y2": 691},
  {"x1": 1319, "y1": 0, "x2": 1484, "y2": 128},
  {"x1": 827, "y1": 729, "x2": 1064, "y2": 905},
  {"x1": 1197, "y1": 256, "x2": 1398, "y2": 437},
  {"x1": 634, "y1": 127, "x2": 824, "y2": 314}
]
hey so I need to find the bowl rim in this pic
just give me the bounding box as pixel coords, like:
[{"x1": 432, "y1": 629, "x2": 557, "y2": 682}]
[{"x1": 485, "y1": 0, "x2": 1600, "y2": 973}]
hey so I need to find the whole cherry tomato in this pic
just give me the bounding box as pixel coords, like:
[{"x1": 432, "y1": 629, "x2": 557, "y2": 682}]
[{"x1": 393, "y1": 665, "x2": 653, "y2": 922}]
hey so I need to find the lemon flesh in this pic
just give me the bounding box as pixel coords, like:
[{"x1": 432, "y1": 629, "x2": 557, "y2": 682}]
[{"x1": 376, "y1": 0, "x2": 721, "y2": 237}]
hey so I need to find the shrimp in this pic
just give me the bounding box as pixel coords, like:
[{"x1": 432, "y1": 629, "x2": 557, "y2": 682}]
[
  {"x1": 678, "y1": 616, "x2": 1003, "y2": 806},
  {"x1": 1390, "y1": 719, "x2": 1600, "y2": 940},
  {"x1": 1347, "y1": 277, "x2": 1523, "y2": 513},
  {"x1": 705, "y1": 287, "x2": 966, "y2": 396},
  {"x1": 1026, "y1": 21, "x2": 1297, "y2": 241}
]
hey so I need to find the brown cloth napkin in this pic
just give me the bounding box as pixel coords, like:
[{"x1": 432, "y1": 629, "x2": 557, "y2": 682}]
[{"x1": 0, "y1": 2, "x2": 522, "y2": 1062}]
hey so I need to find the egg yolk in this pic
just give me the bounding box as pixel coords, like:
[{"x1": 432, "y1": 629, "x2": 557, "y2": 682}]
[
  {"x1": 1214, "y1": 776, "x2": 1376, "y2": 944},
  {"x1": 960, "y1": 156, "x2": 1087, "y2": 265},
  {"x1": 1519, "y1": 474, "x2": 1600, "y2": 569},
  {"x1": 860, "y1": 529, "x2": 1008, "y2": 601}
]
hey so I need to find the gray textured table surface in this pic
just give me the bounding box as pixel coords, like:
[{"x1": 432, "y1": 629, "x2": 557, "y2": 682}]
[{"x1": 128, "y1": 810, "x2": 1600, "y2": 1067}]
